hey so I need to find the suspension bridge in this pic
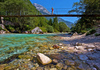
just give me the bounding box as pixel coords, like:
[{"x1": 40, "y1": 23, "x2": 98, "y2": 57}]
[{"x1": 0, "y1": 8, "x2": 100, "y2": 17}]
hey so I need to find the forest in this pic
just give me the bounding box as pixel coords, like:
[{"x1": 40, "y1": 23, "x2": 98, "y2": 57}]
[
  {"x1": 69, "y1": 0, "x2": 100, "y2": 34},
  {"x1": 0, "y1": 0, "x2": 70, "y2": 33}
]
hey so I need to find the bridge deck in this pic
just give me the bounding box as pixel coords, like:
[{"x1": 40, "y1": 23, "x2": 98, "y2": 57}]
[{"x1": 0, "y1": 14, "x2": 100, "y2": 17}]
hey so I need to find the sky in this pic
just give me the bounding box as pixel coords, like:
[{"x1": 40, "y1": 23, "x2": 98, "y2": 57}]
[{"x1": 30, "y1": 0, "x2": 80, "y2": 23}]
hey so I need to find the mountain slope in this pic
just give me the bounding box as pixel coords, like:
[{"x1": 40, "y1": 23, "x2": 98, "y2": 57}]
[{"x1": 33, "y1": 3, "x2": 73, "y2": 28}]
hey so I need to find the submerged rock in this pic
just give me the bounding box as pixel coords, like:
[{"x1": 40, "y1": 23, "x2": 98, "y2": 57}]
[
  {"x1": 93, "y1": 63, "x2": 100, "y2": 70},
  {"x1": 53, "y1": 59, "x2": 58, "y2": 64},
  {"x1": 79, "y1": 55, "x2": 88, "y2": 61},
  {"x1": 56, "y1": 63, "x2": 63, "y2": 69},
  {"x1": 37, "y1": 53, "x2": 52, "y2": 65},
  {"x1": 53, "y1": 45, "x2": 59, "y2": 49},
  {"x1": 50, "y1": 68, "x2": 57, "y2": 70}
]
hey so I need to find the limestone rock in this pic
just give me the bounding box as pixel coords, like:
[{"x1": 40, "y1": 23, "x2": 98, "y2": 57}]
[
  {"x1": 31, "y1": 27, "x2": 43, "y2": 34},
  {"x1": 37, "y1": 53, "x2": 52, "y2": 65}
]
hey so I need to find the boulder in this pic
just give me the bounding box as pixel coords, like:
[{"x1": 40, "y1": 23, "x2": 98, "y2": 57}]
[
  {"x1": 31, "y1": 27, "x2": 43, "y2": 34},
  {"x1": 37, "y1": 53, "x2": 52, "y2": 65}
]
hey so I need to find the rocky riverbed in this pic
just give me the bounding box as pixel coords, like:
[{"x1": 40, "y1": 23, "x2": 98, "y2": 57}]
[{"x1": 0, "y1": 34, "x2": 100, "y2": 70}]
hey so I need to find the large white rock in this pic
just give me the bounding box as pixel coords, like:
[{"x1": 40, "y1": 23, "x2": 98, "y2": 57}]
[{"x1": 37, "y1": 53, "x2": 52, "y2": 65}]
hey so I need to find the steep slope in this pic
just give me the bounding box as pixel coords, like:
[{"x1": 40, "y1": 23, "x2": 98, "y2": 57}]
[{"x1": 33, "y1": 3, "x2": 73, "y2": 28}]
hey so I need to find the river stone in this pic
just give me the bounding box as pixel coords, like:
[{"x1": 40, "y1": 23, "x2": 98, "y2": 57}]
[
  {"x1": 63, "y1": 65, "x2": 67, "y2": 70},
  {"x1": 79, "y1": 55, "x2": 88, "y2": 61},
  {"x1": 56, "y1": 63, "x2": 63, "y2": 69},
  {"x1": 50, "y1": 68, "x2": 57, "y2": 70},
  {"x1": 87, "y1": 49, "x2": 94, "y2": 52},
  {"x1": 86, "y1": 45, "x2": 95, "y2": 49},
  {"x1": 77, "y1": 64, "x2": 84, "y2": 70},
  {"x1": 93, "y1": 63, "x2": 100, "y2": 70},
  {"x1": 75, "y1": 46, "x2": 84, "y2": 50},
  {"x1": 36, "y1": 67, "x2": 43, "y2": 70},
  {"x1": 58, "y1": 43, "x2": 63, "y2": 46},
  {"x1": 37, "y1": 53, "x2": 52, "y2": 65},
  {"x1": 53, "y1": 59, "x2": 58, "y2": 64}
]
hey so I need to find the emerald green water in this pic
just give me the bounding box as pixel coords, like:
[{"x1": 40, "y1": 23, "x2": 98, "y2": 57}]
[{"x1": 0, "y1": 34, "x2": 57, "y2": 62}]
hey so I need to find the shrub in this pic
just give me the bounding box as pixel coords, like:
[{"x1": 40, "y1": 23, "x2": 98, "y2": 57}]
[
  {"x1": 86, "y1": 29, "x2": 96, "y2": 36},
  {"x1": 39, "y1": 27, "x2": 47, "y2": 32},
  {"x1": 81, "y1": 30, "x2": 87, "y2": 34},
  {"x1": 95, "y1": 33, "x2": 100, "y2": 36},
  {"x1": 46, "y1": 25, "x2": 54, "y2": 33},
  {"x1": 0, "y1": 27, "x2": 2, "y2": 30}
]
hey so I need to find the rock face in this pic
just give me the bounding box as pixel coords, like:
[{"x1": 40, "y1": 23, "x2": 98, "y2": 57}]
[
  {"x1": 37, "y1": 53, "x2": 52, "y2": 65},
  {"x1": 31, "y1": 27, "x2": 43, "y2": 34}
]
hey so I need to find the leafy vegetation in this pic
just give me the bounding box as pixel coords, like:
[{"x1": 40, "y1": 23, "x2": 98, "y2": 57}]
[
  {"x1": 86, "y1": 29, "x2": 96, "y2": 36},
  {"x1": 95, "y1": 33, "x2": 100, "y2": 36},
  {"x1": 69, "y1": 0, "x2": 100, "y2": 33},
  {"x1": 59, "y1": 22, "x2": 70, "y2": 32},
  {"x1": 46, "y1": 25, "x2": 54, "y2": 33},
  {"x1": 0, "y1": 0, "x2": 70, "y2": 33}
]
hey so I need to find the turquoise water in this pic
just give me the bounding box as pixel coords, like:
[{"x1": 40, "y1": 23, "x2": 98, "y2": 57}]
[{"x1": 0, "y1": 34, "x2": 57, "y2": 62}]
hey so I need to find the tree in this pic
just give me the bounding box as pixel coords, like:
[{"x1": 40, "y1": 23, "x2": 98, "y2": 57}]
[
  {"x1": 59, "y1": 22, "x2": 70, "y2": 32},
  {"x1": 53, "y1": 17, "x2": 59, "y2": 31},
  {"x1": 48, "y1": 18, "x2": 53, "y2": 26},
  {"x1": 46, "y1": 25, "x2": 54, "y2": 33},
  {"x1": 69, "y1": 0, "x2": 100, "y2": 33}
]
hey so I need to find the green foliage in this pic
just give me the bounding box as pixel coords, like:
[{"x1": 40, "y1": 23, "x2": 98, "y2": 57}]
[
  {"x1": 81, "y1": 30, "x2": 87, "y2": 34},
  {"x1": 95, "y1": 33, "x2": 100, "y2": 36},
  {"x1": 46, "y1": 25, "x2": 54, "y2": 33},
  {"x1": 48, "y1": 18, "x2": 53, "y2": 26},
  {"x1": 0, "y1": 0, "x2": 48, "y2": 32},
  {"x1": 86, "y1": 29, "x2": 96, "y2": 36},
  {"x1": 0, "y1": 26, "x2": 3, "y2": 30},
  {"x1": 40, "y1": 27, "x2": 47, "y2": 32},
  {"x1": 53, "y1": 17, "x2": 59, "y2": 31},
  {"x1": 70, "y1": 0, "x2": 99, "y2": 33},
  {"x1": 5, "y1": 25, "x2": 15, "y2": 32},
  {"x1": 59, "y1": 22, "x2": 70, "y2": 32}
]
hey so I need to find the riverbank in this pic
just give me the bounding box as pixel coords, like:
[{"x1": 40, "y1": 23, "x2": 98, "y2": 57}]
[{"x1": 0, "y1": 33, "x2": 100, "y2": 70}]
